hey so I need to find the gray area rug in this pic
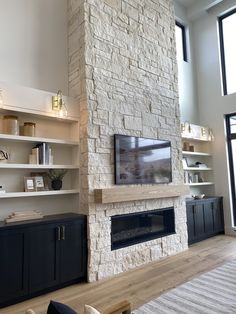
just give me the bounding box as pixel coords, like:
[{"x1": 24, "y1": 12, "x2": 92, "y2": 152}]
[{"x1": 133, "y1": 259, "x2": 236, "y2": 314}]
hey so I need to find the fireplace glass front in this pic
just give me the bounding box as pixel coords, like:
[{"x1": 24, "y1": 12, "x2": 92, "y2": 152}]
[{"x1": 111, "y1": 207, "x2": 175, "y2": 250}]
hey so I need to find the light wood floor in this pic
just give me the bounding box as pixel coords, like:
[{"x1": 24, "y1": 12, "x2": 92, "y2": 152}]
[{"x1": 2, "y1": 235, "x2": 236, "y2": 314}]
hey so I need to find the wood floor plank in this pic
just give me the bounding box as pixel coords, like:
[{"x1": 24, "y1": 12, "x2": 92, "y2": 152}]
[{"x1": 1, "y1": 235, "x2": 236, "y2": 314}]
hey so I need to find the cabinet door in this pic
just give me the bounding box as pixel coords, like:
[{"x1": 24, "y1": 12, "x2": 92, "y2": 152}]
[
  {"x1": 213, "y1": 198, "x2": 224, "y2": 233},
  {"x1": 28, "y1": 223, "x2": 60, "y2": 294},
  {"x1": 186, "y1": 204, "x2": 195, "y2": 244},
  {"x1": 203, "y1": 201, "x2": 214, "y2": 235},
  {"x1": 194, "y1": 203, "x2": 205, "y2": 240},
  {"x1": 0, "y1": 228, "x2": 27, "y2": 304},
  {"x1": 59, "y1": 219, "x2": 87, "y2": 283}
]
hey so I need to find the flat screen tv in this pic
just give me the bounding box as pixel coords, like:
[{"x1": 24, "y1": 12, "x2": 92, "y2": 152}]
[{"x1": 114, "y1": 134, "x2": 172, "y2": 185}]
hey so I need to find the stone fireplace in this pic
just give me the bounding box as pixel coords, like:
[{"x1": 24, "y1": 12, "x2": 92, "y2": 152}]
[{"x1": 68, "y1": 0, "x2": 188, "y2": 282}]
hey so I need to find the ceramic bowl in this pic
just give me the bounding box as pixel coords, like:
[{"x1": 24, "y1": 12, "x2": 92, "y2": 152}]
[{"x1": 192, "y1": 194, "x2": 205, "y2": 200}]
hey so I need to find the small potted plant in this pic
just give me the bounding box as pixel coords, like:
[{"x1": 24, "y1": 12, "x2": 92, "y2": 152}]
[{"x1": 48, "y1": 169, "x2": 67, "y2": 190}]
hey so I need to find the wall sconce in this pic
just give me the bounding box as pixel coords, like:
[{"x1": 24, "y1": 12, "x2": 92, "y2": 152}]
[{"x1": 52, "y1": 90, "x2": 67, "y2": 117}]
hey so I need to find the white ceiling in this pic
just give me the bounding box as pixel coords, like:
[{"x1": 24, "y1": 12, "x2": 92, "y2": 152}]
[{"x1": 175, "y1": 0, "x2": 225, "y2": 21}]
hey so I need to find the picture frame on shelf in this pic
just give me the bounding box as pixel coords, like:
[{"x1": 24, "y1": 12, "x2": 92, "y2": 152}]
[
  {"x1": 24, "y1": 177, "x2": 36, "y2": 192},
  {"x1": 31, "y1": 172, "x2": 49, "y2": 191}
]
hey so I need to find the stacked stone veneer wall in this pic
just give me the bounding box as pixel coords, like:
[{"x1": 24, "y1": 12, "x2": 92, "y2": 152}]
[{"x1": 68, "y1": 0, "x2": 188, "y2": 282}]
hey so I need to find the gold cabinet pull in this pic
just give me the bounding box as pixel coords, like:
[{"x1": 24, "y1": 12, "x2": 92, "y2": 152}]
[
  {"x1": 57, "y1": 226, "x2": 61, "y2": 241},
  {"x1": 61, "y1": 225, "x2": 65, "y2": 240}
]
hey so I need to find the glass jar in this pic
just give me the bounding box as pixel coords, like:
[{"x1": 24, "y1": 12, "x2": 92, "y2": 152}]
[
  {"x1": 3, "y1": 115, "x2": 19, "y2": 135},
  {"x1": 23, "y1": 122, "x2": 36, "y2": 137}
]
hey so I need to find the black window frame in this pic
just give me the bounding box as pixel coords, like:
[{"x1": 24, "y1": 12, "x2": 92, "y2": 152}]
[
  {"x1": 218, "y1": 8, "x2": 236, "y2": 96},
  {"x1": 225, "y1": 113, "x2": 236, "y2": 225},
  {"x1": 175, "y1": 21, "x2": 187, "y2": 62}
]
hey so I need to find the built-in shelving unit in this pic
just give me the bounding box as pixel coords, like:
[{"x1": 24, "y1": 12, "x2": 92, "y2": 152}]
[
  {"x1": 181, "y1": 123, "x2": 214, "y2": 195},
  {"x1": 0, "y1": 87, "x2": 80, "y2": 219}
]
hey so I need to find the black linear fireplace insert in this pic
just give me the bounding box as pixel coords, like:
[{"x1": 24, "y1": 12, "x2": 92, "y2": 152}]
[{"x1": 111, "y1": 207, "x2": 175, "y2": 250}]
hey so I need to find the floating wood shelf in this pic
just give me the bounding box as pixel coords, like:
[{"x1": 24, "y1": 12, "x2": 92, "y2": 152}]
[{"x1": 94, "y1": 185, "x2": 189, "y2": 204}]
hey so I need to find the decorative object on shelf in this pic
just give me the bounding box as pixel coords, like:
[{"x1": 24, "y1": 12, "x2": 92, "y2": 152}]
[
  {"x1": 23, "y1": 122, "x2": 36, "y2": 137},
  {"x1": 48, "y1": 169, "x2": 67, "y2": 190},
  {"x1": 192, "y1": 194, "x2": 205, "y2": 200},
  {"x1": 52, "y1": 90, "x2": 68, "y2": 118},
  {"x1": 2, "y1": 115, "x2": 19, "y2": 135},
  {"x1": 0, "y1": 185, "x2": 5, "y2": 193},
  {"x1": 182, "y1": 157, "x2": 188, "y2": 168},
  {"x1": 5, "y1": 210, "x2": 43, "y2": 223},
  {"x1": 181, "y1": 122, "x2": 214, "y2": 141},
  {"x1": 208, "y1": 128, "x2": 214, "y2": 141},
  {"x1": 181, "y1": 121, "x2": 192, "y2": 135},
  {"x1": 195, "y1": 162, "x2": 208, "y2": 168},
  {"x1": 189, "y1": 145, "x2": 194, "y2": 152},
  {"x1": 183, "y1": 141, "x2": 190, "y2": 151},
  {"x1": 34, "y1": 176, "x2": 45, "y2": 191},
  {"x1": 0, "y1": 146, "x2": 10, "y2": 162},
  {"x1": 24, "y1": 176, "x2": 36, "y2": 192},
  {"x1": 31, "y1": 172, "x2": 49, "y2": 191}
]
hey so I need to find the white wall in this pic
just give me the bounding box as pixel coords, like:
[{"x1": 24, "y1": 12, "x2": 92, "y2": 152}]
[
  {"x1": 174, "y1": 1, "x2": 199, "y2": 124},
  {"x1": 0, "y1": 0, "x2": 68, "y2": 94},
  {"x1": 193, "y1": 0, "x2": 236, "y2": 234}
]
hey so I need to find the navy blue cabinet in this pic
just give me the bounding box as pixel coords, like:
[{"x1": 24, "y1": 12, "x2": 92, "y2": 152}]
[
  {"x1": 186, "y1": 197, "x2": 224, "y2": 244},
  {"x1": 0, "y1": 213, "x2": 87, "y2": 308},
  {"x1": 0, "y1": 228, "x2": 28, "y2": 305}
]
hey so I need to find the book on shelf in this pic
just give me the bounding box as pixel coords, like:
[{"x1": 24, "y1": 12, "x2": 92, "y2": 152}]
[
  {"x1": 36, "y1": 142, "x2": 50, "y2": 165},
  {"x1": 29, "y1": 143, "x2": 53, "y2": 165},
  {"x1": 30, "y1": 147, "x2": 39, "y2": 164}
]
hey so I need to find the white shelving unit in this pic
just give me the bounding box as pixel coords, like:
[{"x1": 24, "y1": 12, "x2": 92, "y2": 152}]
[
  {"x1": 0, "y1": 90, "x2": 80, "y2": 219},
  {"x1": 186, "y1": 182, "x2": 214, "y2": 186},
  {"x1": 0, "y1": 164, "x2": 79, "y2": 169},
  {"x1": 0, "y1": 133, "x2": 79, "y2": 145},
  {"x1": 0, "y1": 189, "x2": 80, "y2": 198},
  {"x1": 182, "y1": 151, "x2": 211, "y2": 157},
  {"x1": 181, "y1": 132, "x2": 214, "y2": 195}
]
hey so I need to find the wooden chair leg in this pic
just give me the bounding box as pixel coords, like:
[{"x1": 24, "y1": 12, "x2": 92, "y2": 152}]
[{"x1": 102, "y1": 300, "x2": 131, "y2": 314}]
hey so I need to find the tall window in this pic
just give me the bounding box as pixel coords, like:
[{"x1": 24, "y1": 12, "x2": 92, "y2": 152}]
[
  {"x1": 225, "y1": 113, "x2": 236, "y2": 225},
  {"x1": 219, "y1": 9, "x2": 236, "y2": 95},
  {"x1": 175, "y1": 21, "x2": 187, "y2": 62}
]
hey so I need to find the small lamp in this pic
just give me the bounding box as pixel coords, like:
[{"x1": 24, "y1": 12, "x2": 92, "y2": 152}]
[{"x1": 52, "y1": 90, "x2": 67, "y2": 117}]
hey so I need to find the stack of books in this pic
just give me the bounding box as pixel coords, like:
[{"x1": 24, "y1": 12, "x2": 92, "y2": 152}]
[
  {"x1": 5, "y1": 210, "x2": 44, "y2": 223},
  {"x1": 29, "y1": 142, "x2": 53, "y2": 165}
]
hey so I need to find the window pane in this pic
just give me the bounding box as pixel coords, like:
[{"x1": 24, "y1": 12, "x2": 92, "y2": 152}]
[
  {"x1": 220, "y1": 11, "x2": 236, "y2": 95},
  {"x1": 226, "y1": 114, "x2": 236, "y2": 226},
  {"x1": 230, "y1": 117, "x2": 236, "y2": 134},
  {"x1": 175, "y1": 24, "x2": 184, "y2": 61}
]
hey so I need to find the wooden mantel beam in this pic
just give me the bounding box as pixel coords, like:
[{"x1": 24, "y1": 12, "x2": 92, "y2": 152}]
[{"x1": 94, "y1": 185, "x2": 189, "y2": 204}]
